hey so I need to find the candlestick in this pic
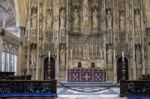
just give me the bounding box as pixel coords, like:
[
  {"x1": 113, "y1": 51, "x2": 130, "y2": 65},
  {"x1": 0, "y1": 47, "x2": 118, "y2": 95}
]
[{"x1": 122, "y1": 51, "x2": 124, "y2": 63}]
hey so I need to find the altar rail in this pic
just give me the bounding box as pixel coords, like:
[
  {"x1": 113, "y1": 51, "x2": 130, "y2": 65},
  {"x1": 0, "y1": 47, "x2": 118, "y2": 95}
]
[
  {"x1": 120, "y1": 80, "x2": 150, "y2": 97},
  {"x1": 67, "y1": 67, "x2": 106, "y2": 82},
  {"x1": 0, "y1": 80, "x2": 57, "y2": 98}
]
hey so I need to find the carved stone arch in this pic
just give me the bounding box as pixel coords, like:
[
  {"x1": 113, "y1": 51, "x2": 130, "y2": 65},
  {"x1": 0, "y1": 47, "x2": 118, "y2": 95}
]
[
  {"x1": 43, "y1": 55, "x2": 56, "y2": 80},
  {"x1": 117, "y1": 56, "x2": 129, "y2": 82}
]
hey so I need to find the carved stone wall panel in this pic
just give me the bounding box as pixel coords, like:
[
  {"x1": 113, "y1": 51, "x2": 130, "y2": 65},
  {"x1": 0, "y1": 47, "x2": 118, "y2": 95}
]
[
  {"x1": 22, "y1": 0, "x2": 148, "y2": 81},
  {"x1": 69, "y1": 36, "x2": 102, "y2": 59}
]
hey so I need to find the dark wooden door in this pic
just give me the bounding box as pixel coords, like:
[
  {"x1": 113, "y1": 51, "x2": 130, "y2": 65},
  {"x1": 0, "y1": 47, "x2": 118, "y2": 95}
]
[
  {"x1": 117, "y1": 57, "x2": 128, "y2": 82},
  {"x1": 44, "y1": 57, "x2": 55, "y2": 80}
]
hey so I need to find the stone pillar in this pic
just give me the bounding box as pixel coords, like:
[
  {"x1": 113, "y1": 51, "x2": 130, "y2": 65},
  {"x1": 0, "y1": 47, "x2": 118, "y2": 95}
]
[
  {"x1": 113, "y1": 50, "x2": 117, "y2": 82},
  {"x1": 0, "y1": 31, "x2": 4, "y2": 71},
  {"x1": 17, "y1": 45, "x2": 22, "y2": 75},
  {"x1": 141, "y1": 0, "x2": 146, "y2": 75},
  {"x1": 132, "y1": 0, "x2": 136, "y2": 80},
  {"x1": 53, "y1": 0, "x2": 60, "y2": 80},
  {"x1": 145, "y1": 27, "x2": 150, "y2": 73},
  {"x1": 143, "y1": 0, "x2": 150, "y2": 27},
  {"x1": 66, "y1": 0, "x2": 69, "y2": 81},
  {"x1": 36, "y1": 0, "x2": 40, "y2": 80},
  {"x1": 17, "y1": 26, "x2": 25, "y2": 75}
]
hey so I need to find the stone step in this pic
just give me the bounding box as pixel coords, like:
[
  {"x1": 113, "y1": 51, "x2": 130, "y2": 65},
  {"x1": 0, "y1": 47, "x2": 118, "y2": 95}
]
[{"x1": 57, "y1": 81, "x2": 120, "y2": 87}]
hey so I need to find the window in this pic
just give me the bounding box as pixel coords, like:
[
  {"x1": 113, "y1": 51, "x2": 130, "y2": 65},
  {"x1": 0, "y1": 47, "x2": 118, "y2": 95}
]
[{"x1": 2, "y1": 43, "x2": 18, "y2": 74}]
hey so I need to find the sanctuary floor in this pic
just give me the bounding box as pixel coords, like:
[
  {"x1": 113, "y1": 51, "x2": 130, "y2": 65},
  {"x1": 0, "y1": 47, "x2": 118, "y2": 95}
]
[{"x1": 57, "y1": 82, "x2": 126, "y2": 99}]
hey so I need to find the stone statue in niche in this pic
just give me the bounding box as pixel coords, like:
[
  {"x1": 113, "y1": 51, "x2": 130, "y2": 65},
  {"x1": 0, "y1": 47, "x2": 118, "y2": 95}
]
[
  {"x1": 31, "y1": 6, "x2": 37, "y2": 29},
  {"x1": 30, "y1": 47, "x2": 36, "y2": 80},
  {"x1": 59, "y1": 44, "x2": 66, "y2": 79},
  {"x1": 47, "y1": 6, "x2": 53, "y2": 30},
  {"x1": 134, "y1": 8, "x2": 140, "y2": 29},
  {"x1": 83, "y1": 0, "x2": 89, "y2": 23},
  {"x1": 73, "y1": 8, "x2": 80, "y2": 32},
  {"x1": 135, "y1": 44, "x2": 142, "y2": 79},
  {"x1": 59, "y1": 44, "x2": 66, "y2": 69},
  {"x1": 60, "y1": 8, "x2": 66, "y2": 28},
  {"x1": 30, "y1": 49, "x2": 36, "y2": 70},
  {"x1": 119, "y1": 10, "x2": 125, "y2": 32},
  {"x1": 135, "y1": 44, "x2": 142, "y2": 64},
  {"x1": 107, "y1": 44, "x2": 113, "y2": 64},
  {"x1": 106, "y1": 8, "x2": 112, "y2": 29},
  {"x1": 92, "y1": 8, "x2": 98, "y2": 30}
]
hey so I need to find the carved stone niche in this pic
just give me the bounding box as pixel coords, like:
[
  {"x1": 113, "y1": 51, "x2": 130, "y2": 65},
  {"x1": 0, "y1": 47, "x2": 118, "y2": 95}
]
[
  {"x1": 31, "y1": 5, "x2": 37, "y2": 15},
  {"x1": 106, "y1": 43, "x2": 113, "y2": 50},
  {"x1": 135, "y1": 43, "x2": 141, "y2": 48},
  {"x1": 106, "y1": 8, "x2": 112, "y2": 29},
  {"x1": 30, "y1": 43, "x2": 37, "y2": 49},
  {"x1": 59, "y1": 43, "x2": 66, "y2": 49}
]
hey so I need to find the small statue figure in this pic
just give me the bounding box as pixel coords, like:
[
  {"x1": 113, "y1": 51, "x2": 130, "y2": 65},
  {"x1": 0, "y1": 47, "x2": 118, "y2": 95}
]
[
  {"x1": 31, "y1": 6, "x2": 37, "y2": 29},
  {"x1": 119, "y1": 10, "x2": 125, "y2": 32},
  {"x1": 106, "y1": 8, "x2": 112, "y2": 29},
  {"x1": 73, "y1": 8, "x2": 80, "y2": 31},
  {"x1": 107, "y1": 45, "x2": 113, "y2": 64},
  {"x1": 136, "y1": 44, "x2": 142, "y2": 64},
  {"x1": 92, "y1": 8, "x2": 98, "y2": 30},
  {"x1": 60, "y1": 8, "x2": 66, "y2": 28},
  {"x1": 134, "y1": 8, "x2": 141, "y2": 29},
  {"x1": 47, "y1": 6, "x2": 53, "y2": 29}
]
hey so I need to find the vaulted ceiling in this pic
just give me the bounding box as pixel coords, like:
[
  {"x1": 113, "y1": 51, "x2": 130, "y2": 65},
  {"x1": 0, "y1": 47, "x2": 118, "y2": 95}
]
[
  {"x1": 0, "y1": 0, "x2": 29, "y2": 36},
  {"x1": 0, "y1": 0, "x2": 16, "y2": 28}
]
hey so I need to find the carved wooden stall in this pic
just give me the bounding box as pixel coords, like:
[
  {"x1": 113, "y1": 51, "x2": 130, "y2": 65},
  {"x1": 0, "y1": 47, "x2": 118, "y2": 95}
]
[
  {"x1": 120, "y1": 80, "x2": 150, "y2": 97},
  {"x1": 0, "y1": 72, "x2": 57, "y2": 98},
  {"x1": 0, "y1": 80, "x2": 57, "y2": 99}
]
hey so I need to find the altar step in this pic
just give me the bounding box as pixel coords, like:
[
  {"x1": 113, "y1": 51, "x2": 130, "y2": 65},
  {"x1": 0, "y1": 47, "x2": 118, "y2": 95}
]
[
  {"x1": 57, "y1": 81, "x2": 120, "y2": 88},
  {"x1": 57, "y1": 82, "x2": 122, "y2": 99}
]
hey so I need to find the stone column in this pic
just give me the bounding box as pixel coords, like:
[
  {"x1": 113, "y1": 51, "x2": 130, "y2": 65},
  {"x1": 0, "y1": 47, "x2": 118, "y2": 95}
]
[
  {"x1": 17, "y1": 26, "x2": 25, "y2": 75},
  {"x1": 113, "y1": 49, "x2": 117, "y2": 82},
  {"x1": 0, "y1": 32, "x2": 4, "y2": 71},
  {"x1": 132, "y1": 0, "x2": 136, "y2": 80},
  {"x1": 140, "y1": 0, "x2": 146, "y2": 75},
  {"x1": 17, "y1": 45, "x2": 22, "y2": 75},
  {"x1": 66, "y1": 0, "x2": 69, "y2": 81},
  {"x1": 53, "y1": 0, "x2": 60, "y2": 80},
  {"x1": 145, "y1": 27, "x2": 150, "y2": 73},
  {"x1": 36, "y1": 0, "x2": 40, "y2": 80},
  {"x1": 143, "y1": 0, "x2": 150, "y2": 27}
]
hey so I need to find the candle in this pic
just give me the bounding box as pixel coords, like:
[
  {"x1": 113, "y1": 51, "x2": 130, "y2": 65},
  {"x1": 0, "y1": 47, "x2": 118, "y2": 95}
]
[
  {"x1": 48, "y1": 51, "x2": 51, "y2": 62},
  {"x1": 122, "y1": 51, "x2": 124, "y2": 63}
]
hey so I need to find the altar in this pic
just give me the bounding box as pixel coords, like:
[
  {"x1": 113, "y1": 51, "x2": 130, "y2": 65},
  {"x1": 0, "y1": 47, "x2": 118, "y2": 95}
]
[{"x1": 67, "y1": 67, "x2": 106, "y2": 82}]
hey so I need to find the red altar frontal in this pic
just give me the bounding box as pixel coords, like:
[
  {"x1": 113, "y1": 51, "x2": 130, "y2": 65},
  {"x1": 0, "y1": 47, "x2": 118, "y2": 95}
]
[{"x1": 67, "y1": 67, "x2": 106, "y2": 82}]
